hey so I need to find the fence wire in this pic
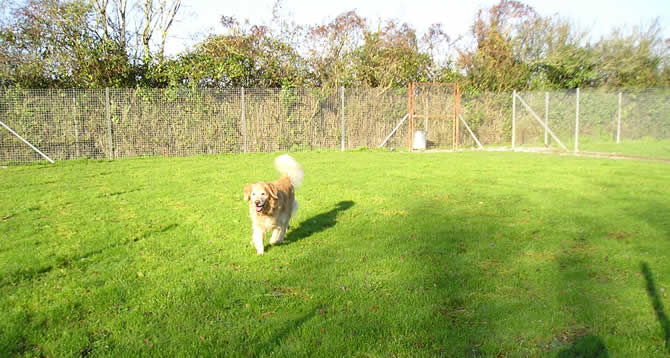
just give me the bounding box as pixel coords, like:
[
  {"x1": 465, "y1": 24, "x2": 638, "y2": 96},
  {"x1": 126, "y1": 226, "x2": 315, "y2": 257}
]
[
  {"x1": 513, "y1": 88, "x2": 670, "y2": 151},
  {"x1": 1, "y1": 88, "x2": 669, "y2": 164}
]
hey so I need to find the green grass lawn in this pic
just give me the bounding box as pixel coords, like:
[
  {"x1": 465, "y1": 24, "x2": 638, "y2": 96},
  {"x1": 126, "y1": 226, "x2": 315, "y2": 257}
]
[
  {"x1": 579, "y1": 138, "x2": 670, "y2": 159},
  {"x1": 512, "y1": 138, "x2": 670, "y2": 159},
  {"x1": 2, "y1": 151, "x2": 670, "y2": 357}
]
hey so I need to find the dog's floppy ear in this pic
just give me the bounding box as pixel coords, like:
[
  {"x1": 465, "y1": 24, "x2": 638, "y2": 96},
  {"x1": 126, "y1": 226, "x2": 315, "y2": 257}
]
[
  {"x1": 264, "y1": 183, "x2": 278, "y2": 199},
  {"x1": 243, "y1": 184, "x2": 252, "y2": 201}
]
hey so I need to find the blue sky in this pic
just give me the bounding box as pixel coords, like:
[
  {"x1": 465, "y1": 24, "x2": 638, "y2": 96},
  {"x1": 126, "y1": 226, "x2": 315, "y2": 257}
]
[{"x1": 167, "y1": 0, "x2": 670, "y2": 55}]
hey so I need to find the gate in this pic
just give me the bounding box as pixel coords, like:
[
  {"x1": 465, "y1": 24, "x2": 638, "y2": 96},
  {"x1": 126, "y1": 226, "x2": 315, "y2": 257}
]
[{"x1": 408, "y1": 82, "x2": 460, "y2": 151}]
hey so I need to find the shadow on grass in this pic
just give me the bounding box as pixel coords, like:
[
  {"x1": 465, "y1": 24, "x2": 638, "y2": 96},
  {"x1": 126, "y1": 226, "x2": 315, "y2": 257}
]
[
  {"x1": 641, "y1": 262, "x2": 670, "y2": 351},
  {"x1": 255, "y1": 308, "x2": 317, "y2": 355},
  {"x1": 284, "y1": 200, "x2": 354, "y2": 243},
  {"x1": 551, "y1": 214, "x2": 611, "y2": 358},
  {"x1": 0, "y1": 223, "x2": 179, "y2": 288},
  {"x1": 557, "y1": 335, "x2": 609, "y2": 357}
]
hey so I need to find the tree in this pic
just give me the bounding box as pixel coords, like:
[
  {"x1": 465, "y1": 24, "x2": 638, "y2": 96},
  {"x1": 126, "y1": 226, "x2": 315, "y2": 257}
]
[
  {"x1": 304, "y1": 11, "x2": 366, "y2": 88},
  {"x1": 140, "y1": 0, "x2": 181, "y2": 62},
  {"x1": 0, "y1": 0, "x2": 137, "y2": 87},
  {"x1": 164, "y1": 16, "x2": 308, "y2": 88},
  {"x1": 351, "y1": 20, "x2": 432, "y2": 88},
  {"x1": 457, "y1": 0, "x2": 537, "y2": 92},
  {"x1": 591, "y1": 21, "x2": 668, "y2": 88},
  {"x1": 515, "y1": 17, "x2": 599, "y2": 89},
  {"x1": 91, "y1": 0, "x2": 129, "y2": 54},
  {"x1": 2, "y1": 0, "x2": 667, "y2": 90},
  {"x1": 0, "y1": 0, "x2": 184, "y2": 88},
  {"x1": 91, "y1": 0, "x2": 181, "y2": 62}
]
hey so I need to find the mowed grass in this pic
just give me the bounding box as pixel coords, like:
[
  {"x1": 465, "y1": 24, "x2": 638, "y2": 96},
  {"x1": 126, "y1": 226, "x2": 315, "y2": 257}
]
[
  {"x1": 1, "y1": 151, "x2": 670, "y2": 357},
  {"x1": 579, "y1": 138, "x2": 670, "y2": 159},
  {"x1": 513, "y1": 137, "x2": 670, "y2": 160}
]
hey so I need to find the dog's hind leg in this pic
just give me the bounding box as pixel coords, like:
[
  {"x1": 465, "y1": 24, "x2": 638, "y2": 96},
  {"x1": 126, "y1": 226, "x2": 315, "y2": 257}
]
[
  {"x1": 278, "y1": 225, "x2": 288, "y2": 243},
  {"x1": 284, "y1": 200, "x2": 298, "y2": 233},
  {"x1": 252, "y1": 229, "x2": 265, "y2": 255}
]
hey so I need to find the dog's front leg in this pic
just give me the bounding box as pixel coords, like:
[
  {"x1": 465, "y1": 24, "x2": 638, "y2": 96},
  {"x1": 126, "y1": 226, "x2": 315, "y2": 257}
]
[
  {"x1": 269, "y1": 227, "x2": 282, "y2": 245},
  {"x1": 252, "y1": 229, "x2": 265, "y2": 255}
]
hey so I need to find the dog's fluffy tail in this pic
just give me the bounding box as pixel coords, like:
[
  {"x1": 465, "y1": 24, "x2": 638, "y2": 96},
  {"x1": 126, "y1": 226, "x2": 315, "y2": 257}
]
[{"x1": 275, "y1": 154, "x2": 304, "y2": 188}]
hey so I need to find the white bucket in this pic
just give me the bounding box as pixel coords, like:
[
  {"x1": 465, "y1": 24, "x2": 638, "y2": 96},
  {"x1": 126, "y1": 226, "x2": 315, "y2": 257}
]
[{"x1": 412, "y1": 131, "x2": 427, "y2": 150}]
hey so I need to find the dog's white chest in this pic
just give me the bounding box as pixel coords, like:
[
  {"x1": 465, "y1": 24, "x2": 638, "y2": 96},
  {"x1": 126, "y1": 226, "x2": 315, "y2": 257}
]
[{"x1": 250, "y1": 211, "x2": 277, "y2": 231}]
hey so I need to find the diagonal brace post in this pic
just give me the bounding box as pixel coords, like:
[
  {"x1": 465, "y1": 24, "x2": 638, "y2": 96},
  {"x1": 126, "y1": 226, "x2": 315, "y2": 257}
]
[
  {"x1": 379, "y1": 113, "x2": 409, "y2": 148},
  {"x1": 515, "y1": 93, "x2": 568, "y2": 151},
  {"x1": 459, "y1": 114, "x2": 484, "y2": 150},
  {"x1": 0, "y1": 120, "x2": 54, "y2": 163}
]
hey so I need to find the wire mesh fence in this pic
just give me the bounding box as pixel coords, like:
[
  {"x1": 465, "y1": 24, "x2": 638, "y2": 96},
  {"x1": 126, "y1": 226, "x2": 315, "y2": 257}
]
[
  {"x1": 513, "y1": 88, "x2": 670, "y2": 154},
  {"x1": 459, "y1": 91, "x2": 512, "y2": 147},
  {"x1": 1, "y1": 87, "x2": 669, "y2": 164}
]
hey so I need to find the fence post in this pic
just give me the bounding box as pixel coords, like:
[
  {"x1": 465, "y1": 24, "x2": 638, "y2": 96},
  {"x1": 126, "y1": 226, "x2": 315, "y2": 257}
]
[
  {"x1": 617, "y1": 91, "x2": 622, "y2": 144},
  {"x1": 458, "y1": 85, "x2": 462, "y2": 150},
  {"x1": 574, "y1": 88, "x2": 580, "y2": 153},
  {"x1": 424, "y1": 96, "x2": 428, "y2": 133},
  {"x1": 340, "y1": 86, "x2": 345, "y2": 152},
  {"x1": 72, "y1": 89, "x2": 80, "y2": 158},
  {"x1": 105, "y1": 87, "x2": 114, "y2": 159},
  {"x1": 408, "y1": 82, "x2": 414, "y2": 151},
  {"x1": 241, "y1": 87, "x2": 247, "y2": 153},
  {"x1": 544, "y1": 92, "x2": 549, "y2": 146},
  {"x1": 512, "y1": 90, "x2": 516, "y2": 150}
]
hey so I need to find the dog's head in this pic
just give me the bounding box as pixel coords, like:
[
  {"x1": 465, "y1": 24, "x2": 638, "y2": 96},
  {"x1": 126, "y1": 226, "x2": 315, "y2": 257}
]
[{"x1": 243, "y1": 182, "x2": 278, "y2": 213}]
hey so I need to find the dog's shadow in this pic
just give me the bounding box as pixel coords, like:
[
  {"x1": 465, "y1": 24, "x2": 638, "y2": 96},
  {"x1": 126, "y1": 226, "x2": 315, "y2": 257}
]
[{"x1": 283, "y1": 200, "x2": 354, "y2": 244}]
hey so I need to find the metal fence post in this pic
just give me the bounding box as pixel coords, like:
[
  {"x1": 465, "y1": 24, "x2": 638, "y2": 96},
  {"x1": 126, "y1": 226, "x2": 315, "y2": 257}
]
[
  {"x1": 544, "y1": 92, "x2": 549, "y2": 146},
  {"x1": 241, "y1": 87, "x2": 247, "y2": 153},
  {"x1": 408, "y1": 82, "x2": 414, "y2": 151},
  {"x1": 424, "y1": 96, "x2": 428, "y2": 133},
  {"x1": 341, "y1": 86, "x2": 345, "y2": 152},
  {"x1": 105, "y1": 87, "x2": 113, "y2": 159},
  {"x1": 617, "y1": 92, "x2": 622, "y2": 144},
  {"x1": 512, "y1": 90, "x2": 516, "y2": 150},
  {"x1": 72, "y1": 89, "x2": 80, "y2": 158},
  {"x1": 575, "y1": 88, "x2": 580, "y2": 153}
]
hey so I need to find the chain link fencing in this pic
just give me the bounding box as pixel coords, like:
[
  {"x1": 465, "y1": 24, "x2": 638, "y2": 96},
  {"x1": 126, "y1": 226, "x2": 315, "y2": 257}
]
[
  {"x1": 1, "y1": 87, "x2": 669, "y2": 164},
  {"x1": 512, "y1": 88, "x2": 670, "y2": 156}
]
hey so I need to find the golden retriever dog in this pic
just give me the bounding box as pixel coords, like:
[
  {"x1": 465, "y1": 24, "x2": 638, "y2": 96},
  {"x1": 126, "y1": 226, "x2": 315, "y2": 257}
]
[{"x1": 243, "y1": 154, "x2": 304, "y2": 254}]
